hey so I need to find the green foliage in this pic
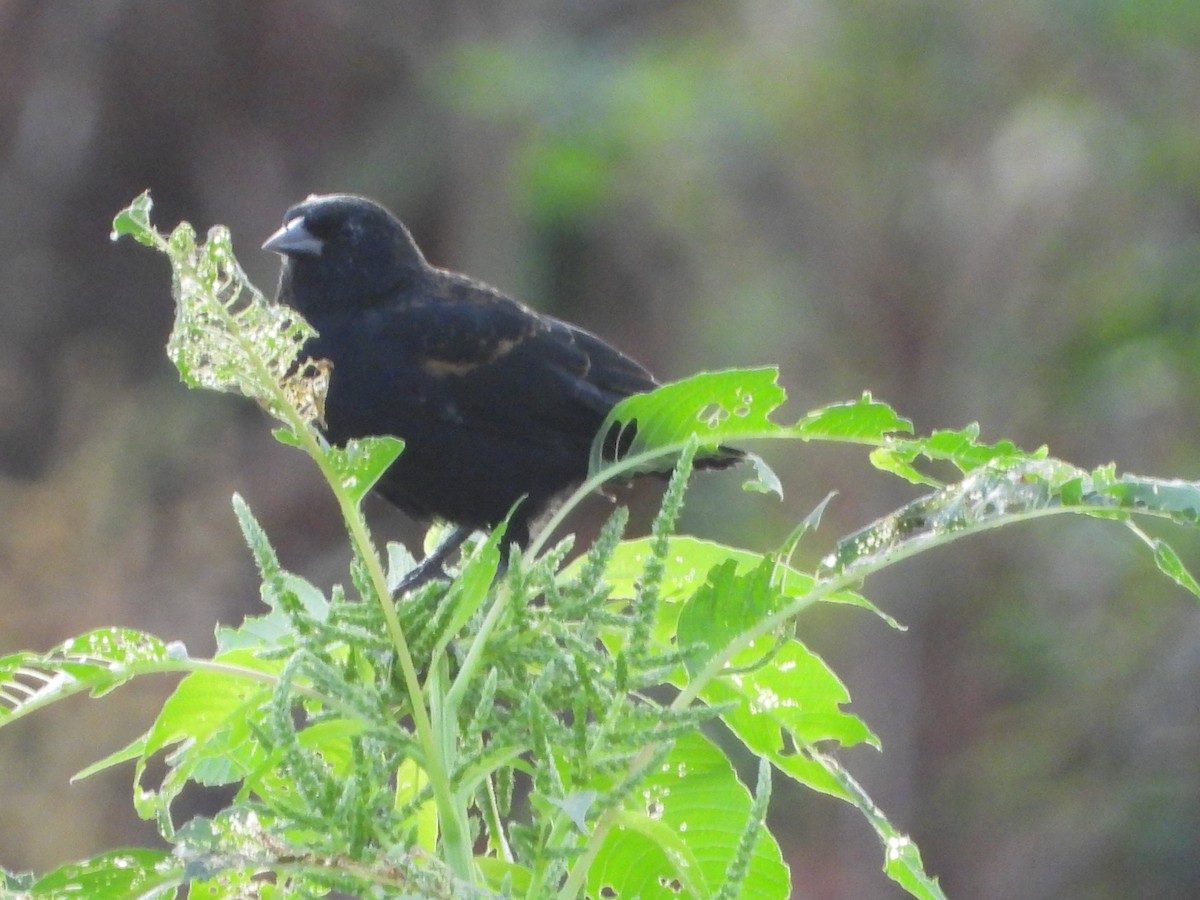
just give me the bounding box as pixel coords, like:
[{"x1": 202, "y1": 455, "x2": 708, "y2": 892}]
[{"x1": 3, "y1": 195, "x2": 1198, "y2": 897}]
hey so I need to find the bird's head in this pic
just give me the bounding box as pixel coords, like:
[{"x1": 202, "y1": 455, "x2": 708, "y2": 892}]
[{"x1": 263, "y1": 194, "x2": 426, "y2": 319}]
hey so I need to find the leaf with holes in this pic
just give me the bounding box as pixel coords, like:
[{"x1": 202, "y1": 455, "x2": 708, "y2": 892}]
[
  {"x1": 589, "y1": 367, "x2": 786, "y2": 475},
  {"x1": 588, "y1": 733, "x2": 790, "y2": 900}
]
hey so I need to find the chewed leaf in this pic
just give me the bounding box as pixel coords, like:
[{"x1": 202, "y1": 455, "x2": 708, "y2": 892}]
[
  {"x1": 280, "y1": 358, "x2": 331, "y2": 429},
  {"x1": 590, "y1": 368, "x2": 785, "y2": 475},
  {"x1": 822, "y1": 459, "x2": 1200, "y2": 599},
  {"x1": 821, "y1": 459, "x2": 1075, "y2": 577},
  {"x1": 29, "y1": 849, "x2": 181, "y2": 898},
  {"x1": 1, "y1": 629, "x2": 185, "y2": 730},
  {"x1": 588, "y1": 371, "x2": 917, "y2": 481},
  {"x1": 872, "y1": 426, "x2": 1047, "y2": 484},
  {"x1": 324, "y1": 436, "x2": 405, "y2": 506},
  {"x1": 794, "y1": 393, "x2": 913, "y2": 441},
  {"x1": 589, "y1": 734, "x2": 789, "y2": 900},
  {"x1": 742, "y1": 451, "x2": 784, "y2": 497},
  {"x1": 165, "y1": 223, "x2": 318, "y2": 419},
  {"x1": 110, "y1": 190, "x2": 158, "y2": 246},
  {"x1": 112, "y1": 193, "x2": 324, "y2": 430}
]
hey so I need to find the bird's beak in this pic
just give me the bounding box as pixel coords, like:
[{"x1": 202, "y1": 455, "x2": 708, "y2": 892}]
[{"x1": 262, "y1": 216, "x2": 324, "y2": 257}]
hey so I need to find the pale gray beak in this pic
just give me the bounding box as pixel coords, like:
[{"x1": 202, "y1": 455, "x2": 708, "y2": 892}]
[{"x1": 262, "y1": 216, "x2": 324, "y2": 257}]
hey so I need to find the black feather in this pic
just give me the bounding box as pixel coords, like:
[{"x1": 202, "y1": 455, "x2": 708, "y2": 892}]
[{"x1": 264, "y1": 194, "x2": 740, "y2": 576}]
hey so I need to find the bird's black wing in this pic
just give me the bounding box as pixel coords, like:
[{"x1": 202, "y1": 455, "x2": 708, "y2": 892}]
[{"x1": 370, "y1": 274, "x2": 658, "y2": 442}]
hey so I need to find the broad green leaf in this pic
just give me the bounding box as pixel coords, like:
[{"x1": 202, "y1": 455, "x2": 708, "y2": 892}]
[
  {"x1": 30, "y1": 848, "x2": 181, "y2": 898},
  {"x1": 562, "y1": 535, "x2": 761, "y2": 604},
  {"x1": 705, "y1": 638, "x2": 877, "y2": 752},
  {"x1": 588, "y1": 370, "x2": 915, "y2": 486},
  {"x1": 589, "y1": 733, "x2": 790, "y2": 900},
  {"x1": 244, "y1": 717, "x2": 367, "y2": 812},
  {"x1": 590, "y1": 367, "x2": 786, "y2": 474},
  {"x1": 673, "y1": 561, "x2": 879, "y2": 797},
  {"x1": 606, "y1": 808, "x2": 709, "y2": 897},
  {"x1": 130, "y1": 648, "x2": 283, "y2": 826},
  {"x1": 396, "y1": 763, "x2": 439, "y2": 854},
  {"x1": 677, "y1": 558, "x2": 785, "y2": 676},
  {"x1": 477, "y1": 856, "x2": 534, "y2": 896},
  {"x1": 563, "y1": 535, "x2": 895, "y2": 639}
]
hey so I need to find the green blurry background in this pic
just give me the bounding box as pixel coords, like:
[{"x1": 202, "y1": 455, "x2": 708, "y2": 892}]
[{"x1": 2, "y1": 2, "x2": 1199, "y2": 897}]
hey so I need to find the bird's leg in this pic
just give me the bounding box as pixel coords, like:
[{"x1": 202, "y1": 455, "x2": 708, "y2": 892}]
[{"x1": 396, "y1": 524, "x2": 473, "y2": 594}]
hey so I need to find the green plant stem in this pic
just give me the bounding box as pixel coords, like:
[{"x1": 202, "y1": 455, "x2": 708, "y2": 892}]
[
  {"x1": 212, "y1": 288, "x2": 474, "y2": 879},
  {"x1": 318, "y1": 439, "x2": 475, "y2": 880},
  {"x1": 482, "y1": 773, "x2": 513, "y2": 862},
  {"x1": 528, "y1": 431, "x2": 892, "y2": 562}
]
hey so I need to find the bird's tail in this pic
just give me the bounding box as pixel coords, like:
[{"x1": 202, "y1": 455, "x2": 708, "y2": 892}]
[{"x1": 694, "y1": 445, "x2": 745, "y2": 470}]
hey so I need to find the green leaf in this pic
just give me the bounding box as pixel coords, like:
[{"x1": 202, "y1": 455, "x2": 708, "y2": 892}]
[
  {"x1": 1124, "y1": 522, "x2": 1200, "y2": 601},
  {"x1": 588, "y1": 371, "x2": 916, "y2": 491},
  {"x1": 716, "y1": 759, "x2": 772, "y2": 900},
  {"x1": 884, "y1": 832, "x2": 948, "y2": 900},
  {"x1": 870, "y1": 425, "x2": 1045, "y2": 485},
  {"x1": 677, "y1": 558, "x2": 785, "y2": 676},
  {"x1": 793, "y1": 392, "x2": 913, "y2": 441},
  {"x1": 477, "y1": 857, "x2": 534, "y2": 896},
  {"x1": 323, "y1": 436, "x2": 405, "y2": 506},
  {"x1": 590, "y1": 367, "x2": 786, "y2": 475},
  {"x1": 0, "y1": 629, "x2": 185, "y2": 731},
  {"x1": 110, "y1": 190, "x2": 160, "y2": 246},
  {"x1": 546, "y1": 790, "x2": 598, "y2": 832},
  {"x1": 1148, "y1": 539, "x2": 1200, "y2": 599},
  {"x1": 116, "y1": 192, "x2": 326, "y2": 431},
  {"x1": 589, "y1": 733, "x2": 790, "y2": 900},
  {"x1": 567, "y1": 535, "x2": 896, "y2": 640},
  {"x1": 740, "y1": 450, "x2": 784, "y2": 496},
  {"x1": 823, "y1": 460, "x2": 1200, "y2": 581},
  {"x1": 30, "y1": 848, "x2": 181, "y2": 898},
  {"x1": 385, "y1": 540, "x2": 421, "y2": 593},
  {"x1": 569, "y1": 536, "x2": 767, "y2": 603},
  {"x1": 130, "y1": 648, "x2": 282, "y2": 827},
  {"x1": 1096, "y1": 473, "x2": 1200, "y2": 525},
  {"x1": 707, "y1": 637, "x2": 877, "y2": 748},
  {"x1": 430, "y1": 521, "x2": 505, "y2": 664},
  {"x1": 808, "y1": 755, "x2": 947, "y2": 899}
]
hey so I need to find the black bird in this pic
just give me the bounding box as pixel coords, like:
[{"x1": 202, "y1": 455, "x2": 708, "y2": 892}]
[{"x1": 263, "y1": 194, "x2": 739, "y2": 588}]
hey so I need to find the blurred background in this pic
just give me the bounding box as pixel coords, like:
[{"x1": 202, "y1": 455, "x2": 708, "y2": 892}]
[{"x1": 2, "y1": 1, "x2": 1200, "y2": 897}]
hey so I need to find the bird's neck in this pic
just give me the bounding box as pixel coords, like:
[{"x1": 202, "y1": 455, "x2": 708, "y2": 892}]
[{"x1": 281, "y1": 260, "x2": 423, "y2": 325}]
